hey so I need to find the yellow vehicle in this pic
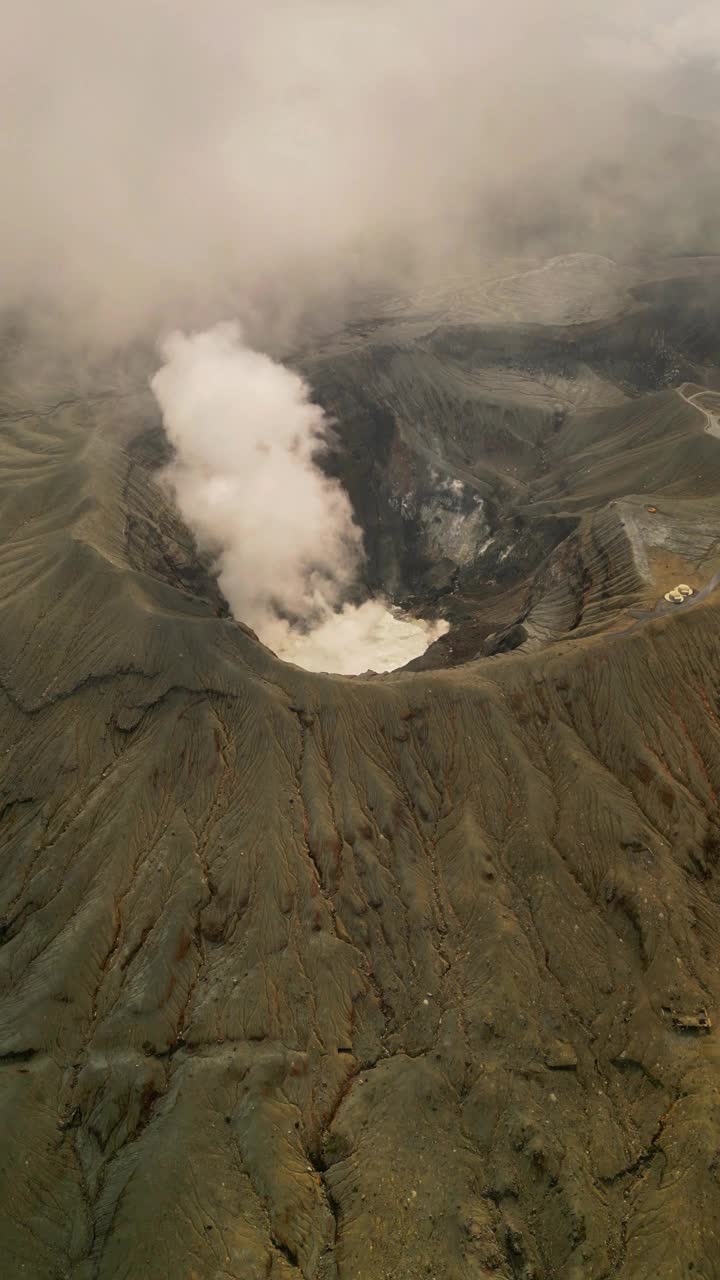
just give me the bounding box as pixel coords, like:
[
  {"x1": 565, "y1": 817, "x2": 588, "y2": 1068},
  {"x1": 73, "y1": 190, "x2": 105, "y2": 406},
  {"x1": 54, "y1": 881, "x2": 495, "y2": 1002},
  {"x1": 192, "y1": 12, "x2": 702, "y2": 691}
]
[{"x1": 664, "y1": 583, "x2": 694, "y2": 604}]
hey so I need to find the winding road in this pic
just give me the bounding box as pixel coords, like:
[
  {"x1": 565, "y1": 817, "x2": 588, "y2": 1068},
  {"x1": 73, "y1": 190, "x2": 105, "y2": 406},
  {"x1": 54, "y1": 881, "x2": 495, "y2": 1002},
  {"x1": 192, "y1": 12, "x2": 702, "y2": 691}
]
[{"x1": 676, "y1": 382, "x2": 720, "y2": 438}]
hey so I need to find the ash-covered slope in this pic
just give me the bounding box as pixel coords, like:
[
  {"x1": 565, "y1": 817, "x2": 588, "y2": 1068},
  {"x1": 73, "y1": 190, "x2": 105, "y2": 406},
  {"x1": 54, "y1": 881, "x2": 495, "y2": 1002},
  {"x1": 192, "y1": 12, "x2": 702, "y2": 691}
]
[
  {"x1": 2, "y1": 263, "x2": 720, "y2": 1280},
  {"x1": 307, "y1": 261, "x2": 720, "y2": 667}
]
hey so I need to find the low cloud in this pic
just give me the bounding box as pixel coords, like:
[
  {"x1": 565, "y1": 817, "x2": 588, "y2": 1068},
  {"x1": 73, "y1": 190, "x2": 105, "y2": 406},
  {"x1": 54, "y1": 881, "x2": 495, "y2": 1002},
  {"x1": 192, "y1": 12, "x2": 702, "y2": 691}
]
[{"x1": 3, "y1": 3, "x2": 720, "y2": 347}]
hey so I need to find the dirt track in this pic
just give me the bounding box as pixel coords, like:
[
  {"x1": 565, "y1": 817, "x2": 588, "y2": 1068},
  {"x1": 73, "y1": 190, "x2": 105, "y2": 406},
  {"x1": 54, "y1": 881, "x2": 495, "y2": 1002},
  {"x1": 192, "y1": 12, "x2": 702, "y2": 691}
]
[{"x1": 677, "y1": 382, "x2": 720, "y2": 438}]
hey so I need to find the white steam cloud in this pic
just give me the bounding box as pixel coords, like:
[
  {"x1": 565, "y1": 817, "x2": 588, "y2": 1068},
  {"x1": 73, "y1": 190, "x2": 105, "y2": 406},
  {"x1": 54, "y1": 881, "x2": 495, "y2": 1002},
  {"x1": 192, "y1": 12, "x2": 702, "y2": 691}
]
[{"x1": 150, "y1": 324, "x2": 447, "y2": 673}]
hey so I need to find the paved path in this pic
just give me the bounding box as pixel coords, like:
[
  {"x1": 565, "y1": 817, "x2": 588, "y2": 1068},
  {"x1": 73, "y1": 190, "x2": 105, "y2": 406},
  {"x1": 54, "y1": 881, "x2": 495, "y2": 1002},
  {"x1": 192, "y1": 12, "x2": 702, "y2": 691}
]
[{"x1": 676, "y1": 383, "x2": 720, "y2": 438}]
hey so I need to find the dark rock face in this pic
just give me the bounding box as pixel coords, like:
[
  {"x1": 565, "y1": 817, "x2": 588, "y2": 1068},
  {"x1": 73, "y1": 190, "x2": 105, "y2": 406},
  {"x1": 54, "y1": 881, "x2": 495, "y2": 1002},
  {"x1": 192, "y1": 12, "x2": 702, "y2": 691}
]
[
  {"x1": 305, "y1": 262, "x2": 720, "y2": 666},
  {"x1": 2, "y1": 261, "x2": 720, "y2": 1279}
]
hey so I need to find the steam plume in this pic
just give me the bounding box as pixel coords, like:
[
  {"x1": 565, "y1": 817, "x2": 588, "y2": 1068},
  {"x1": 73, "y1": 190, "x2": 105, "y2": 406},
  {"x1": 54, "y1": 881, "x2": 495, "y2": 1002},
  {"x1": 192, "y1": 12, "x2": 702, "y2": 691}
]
[{"x1": 150, "y1": 324, "x2": 447, "y2": 672}]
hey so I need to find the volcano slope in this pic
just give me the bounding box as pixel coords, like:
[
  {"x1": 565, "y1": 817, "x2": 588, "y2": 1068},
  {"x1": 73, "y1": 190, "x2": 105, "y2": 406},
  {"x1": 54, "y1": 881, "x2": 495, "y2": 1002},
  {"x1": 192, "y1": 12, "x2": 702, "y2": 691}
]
[{"x1": 2, "y1": 265, "x2": 720, "y2": 1280}]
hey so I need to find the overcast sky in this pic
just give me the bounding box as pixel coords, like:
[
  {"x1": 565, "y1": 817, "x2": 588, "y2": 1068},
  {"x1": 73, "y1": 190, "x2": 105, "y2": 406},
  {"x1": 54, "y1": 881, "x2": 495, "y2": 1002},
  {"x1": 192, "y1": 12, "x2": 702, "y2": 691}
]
[{"x1": 2, "y1": 2, "x2": 719, "y2": 344}]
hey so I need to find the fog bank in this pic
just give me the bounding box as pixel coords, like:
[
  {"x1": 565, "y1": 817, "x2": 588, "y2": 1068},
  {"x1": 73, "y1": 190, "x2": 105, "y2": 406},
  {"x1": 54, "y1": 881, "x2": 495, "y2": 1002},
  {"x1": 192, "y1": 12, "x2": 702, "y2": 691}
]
[{"x1": 3, "y1": 2, "x2": 720, "y2": 346}]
